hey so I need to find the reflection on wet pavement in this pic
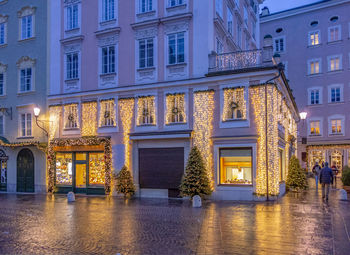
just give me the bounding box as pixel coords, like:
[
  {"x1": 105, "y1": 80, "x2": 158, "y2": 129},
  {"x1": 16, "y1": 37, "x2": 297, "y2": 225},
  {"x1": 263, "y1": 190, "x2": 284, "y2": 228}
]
[{"x1": 0, "y1": 180, "x2": 349, "y2": 255}]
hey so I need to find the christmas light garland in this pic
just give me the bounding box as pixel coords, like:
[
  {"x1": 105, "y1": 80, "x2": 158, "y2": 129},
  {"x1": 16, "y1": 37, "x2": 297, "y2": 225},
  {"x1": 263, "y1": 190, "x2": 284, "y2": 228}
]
[
  {"x1": 166, "y1": 93, "x2": 186, "y2": 124},
  {"x1": 82, "y1": 102, "x2": 97, "y2": 136},
  {"x1": 223, "y1": 87, "x2": 246, "y2": 121}
]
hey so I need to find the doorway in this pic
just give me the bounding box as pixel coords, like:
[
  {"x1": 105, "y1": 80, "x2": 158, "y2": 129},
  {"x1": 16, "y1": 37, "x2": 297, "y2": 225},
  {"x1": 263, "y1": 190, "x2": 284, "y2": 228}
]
[
  {"x1": 17, "y1": 148, "x2": 34, "y2": 192},
  {"x1": 0, "y1": 149, "x2": 8, "y2": 191}
]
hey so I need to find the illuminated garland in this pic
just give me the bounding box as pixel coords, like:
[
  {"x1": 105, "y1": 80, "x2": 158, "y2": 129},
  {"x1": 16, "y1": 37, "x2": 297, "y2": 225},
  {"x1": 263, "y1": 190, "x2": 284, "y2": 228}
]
[
  {"x1": 49, "y1": 106, "x2": 62, "y2": 140},
  {"x1": 119, "y1": 98, "x2": 135, "y2": 169},
  {"x1": 193, "y1": 90, "x2": 215, "y2": 189},
  {"x1": 223, "y1": 87, "x2": 246, "y2": 121},
  {"x1": 137, "y1": 96, "x2": 156, "y2": 126},
  {"x1": 165, "y1": 94, "x2": 186, "y2": 124},
  {"x1": 47, "y1": 137, "x2": 112, "y2": 194},
  {"x1": 81, "y1": 102, "x2": 98, "y2": 136},
  {"x1": 64, "y1": 104, "x2": 79, "y2": 129},
  {"x1": 99, "y1": 99, "x2": 116, "y2": 127}
]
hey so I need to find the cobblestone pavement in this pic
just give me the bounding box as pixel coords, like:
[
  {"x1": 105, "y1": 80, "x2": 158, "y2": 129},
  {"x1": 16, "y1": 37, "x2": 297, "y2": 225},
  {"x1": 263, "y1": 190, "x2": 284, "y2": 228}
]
[{"x1": 0, "y1": 180, "x2": 349, "y2": 255}]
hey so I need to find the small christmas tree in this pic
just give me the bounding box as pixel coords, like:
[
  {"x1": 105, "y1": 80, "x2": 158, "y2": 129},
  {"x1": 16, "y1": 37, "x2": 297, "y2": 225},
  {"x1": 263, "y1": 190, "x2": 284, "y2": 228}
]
[
  {"x1": 180, "y1": 146, "x2": 212, "y2": 198},
  {"x1": 286, "y1": 156, "x2": 308, "y2": 191},
  {"x1": 115, "y1": 165, "x2": 135, "y2": 198}
]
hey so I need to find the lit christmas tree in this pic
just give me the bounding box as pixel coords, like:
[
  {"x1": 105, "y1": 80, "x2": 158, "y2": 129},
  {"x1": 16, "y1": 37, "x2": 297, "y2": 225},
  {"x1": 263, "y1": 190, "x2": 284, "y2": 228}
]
[
  {"x1": 114, "y1": 165, "x2": 135, "y2": 198},
  {"x1": 286, "y1": 156, "x2": 308, "y2": 191}
]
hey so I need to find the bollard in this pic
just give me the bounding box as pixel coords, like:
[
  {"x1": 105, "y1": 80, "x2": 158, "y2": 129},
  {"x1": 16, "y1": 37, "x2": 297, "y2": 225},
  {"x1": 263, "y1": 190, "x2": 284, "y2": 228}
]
[
  {"x1": 339, "y1": 189, "x2": 348, "y2": 201},
  {"x1": 192, "y1": 195, "x2": 202, "y2": 208},
  {"x1": 67, "y1": 191, "x2": 75, "y2": 202}
]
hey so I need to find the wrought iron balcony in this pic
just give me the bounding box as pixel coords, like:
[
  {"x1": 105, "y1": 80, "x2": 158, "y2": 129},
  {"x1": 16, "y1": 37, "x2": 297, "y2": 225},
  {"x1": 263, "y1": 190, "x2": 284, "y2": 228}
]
[{"x1": 208, "y1": 49, "x2": 271, "y2": 73}]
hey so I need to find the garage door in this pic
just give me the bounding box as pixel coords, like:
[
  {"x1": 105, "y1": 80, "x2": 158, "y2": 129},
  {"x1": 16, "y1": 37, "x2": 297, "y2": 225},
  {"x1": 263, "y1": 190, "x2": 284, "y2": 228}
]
[{"x1": 139, "y1": 148, "x2": 184, "y2": 197}]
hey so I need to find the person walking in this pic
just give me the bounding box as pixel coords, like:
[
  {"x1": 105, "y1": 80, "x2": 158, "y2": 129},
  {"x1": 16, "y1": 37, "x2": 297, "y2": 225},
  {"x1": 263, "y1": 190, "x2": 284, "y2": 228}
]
[
  {"x1": 319, "y1": 162, "x2": 333, "y2": 201},
  {"x1": 331, "y1": 165, "x2": 338, "y2": 188},
  {"x1": 312, "y1": 162, "x2": 321, "y2": 191}
]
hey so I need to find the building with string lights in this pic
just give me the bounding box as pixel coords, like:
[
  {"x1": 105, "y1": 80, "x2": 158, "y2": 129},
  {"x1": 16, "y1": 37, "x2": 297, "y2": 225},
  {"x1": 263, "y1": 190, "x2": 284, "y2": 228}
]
[
  {"x1": 0, "y1": 0, "x2": 48, "y2": 193},
  {"x1": 43, "y1": 0, "x2": 299, "y2": 200},
  {"x1": 260, "y1": 0, "x2": 350, "y2": 174}
]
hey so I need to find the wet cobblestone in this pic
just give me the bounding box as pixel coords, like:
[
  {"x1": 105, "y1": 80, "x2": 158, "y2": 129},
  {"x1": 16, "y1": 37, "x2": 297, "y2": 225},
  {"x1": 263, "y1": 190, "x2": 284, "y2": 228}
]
[{"x1": 0, "y1": 181, "x2": 349, "y2": 255}]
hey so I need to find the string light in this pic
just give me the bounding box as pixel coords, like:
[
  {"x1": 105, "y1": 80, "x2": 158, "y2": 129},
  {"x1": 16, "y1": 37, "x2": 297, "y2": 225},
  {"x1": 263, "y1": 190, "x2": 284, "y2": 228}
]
[
  {"x1": 99, "y1": 99, "x2": 116, "y2": 127},
  {"x1": 193, "y1": 90, "x2": 215, "y2": 189},
  {"x1": 81, "y1": 101, "x2": 98, "y2": 136},
  {"x1": 215, "y1": 50, "x2": 262, "y2": 72},
  {"x1": 49, "y1": 106, "x2": 62, "y2": 141},
  {"x1": 137, "y1": 96, "x2": 156, "y2": 126},
  {"x1": 119, "y1": 98, "x2": 135, "y2": 169},
  {"x1": 223, "y1": 87, "x2": 246, "y2": 121},
  {"x1": 64, "y1": 104, "x2": 79, "y2": 129}
]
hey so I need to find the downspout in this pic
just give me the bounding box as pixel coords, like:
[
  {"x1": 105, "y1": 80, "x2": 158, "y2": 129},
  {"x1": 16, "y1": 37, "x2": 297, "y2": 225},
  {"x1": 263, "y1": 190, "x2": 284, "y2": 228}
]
[{"x1": 263, "y1": 63, "x2": 284, "y2": 201}]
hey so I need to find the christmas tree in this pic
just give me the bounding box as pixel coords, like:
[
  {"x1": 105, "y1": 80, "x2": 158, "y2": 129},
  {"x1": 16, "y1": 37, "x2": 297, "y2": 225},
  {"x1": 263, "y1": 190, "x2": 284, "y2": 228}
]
[
  {"x1": 114, "y1": 165, "x2": 135, "y2": 198},
  {"x1": 180, "y1": 146, "x2": 212, "y2": 198},
  {"x1": 286, "y1": 156, "x2": 308, "y2": 191}
]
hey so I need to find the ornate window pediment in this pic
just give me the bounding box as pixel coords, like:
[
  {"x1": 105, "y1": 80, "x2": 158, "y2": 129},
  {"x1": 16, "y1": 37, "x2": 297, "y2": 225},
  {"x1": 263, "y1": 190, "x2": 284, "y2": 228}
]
[
  {"x1": 223, "y1": 87, "x2": 246, "y2": 121},
  {"x1": 17, "y1": 6, "x2": 36, "y2": 18},
  {"x1": 0, "y1": 62, "x2": 7, "y2": 73},
  {"x1": 0, "y1": 14, "x2": 8, "y2": 23},
  {"x1": 137, "y1": 96, "x2": 156, "y2": 126},
  {"x1": 16, "y1": 56, "x2": 36, "y2": 69}
]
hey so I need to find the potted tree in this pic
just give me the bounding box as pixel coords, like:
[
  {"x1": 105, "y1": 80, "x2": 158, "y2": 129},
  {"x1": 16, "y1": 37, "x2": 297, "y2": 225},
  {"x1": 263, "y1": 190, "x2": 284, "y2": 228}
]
[
  {"x1": 180, "y1": 146, "x2": 212, "y2": 207},
  {"x1": 286, "y1": 156, "x2": 308, "y2": 192},
  {"x1": 341, "y1": 166, "x2": 350, "y2": 193}
]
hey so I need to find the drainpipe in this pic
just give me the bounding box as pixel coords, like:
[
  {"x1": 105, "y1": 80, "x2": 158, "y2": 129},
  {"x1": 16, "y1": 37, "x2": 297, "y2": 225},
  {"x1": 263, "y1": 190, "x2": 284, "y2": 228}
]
[{"x1": 263, "y1": 62, "x2": 284, "y2": 201}]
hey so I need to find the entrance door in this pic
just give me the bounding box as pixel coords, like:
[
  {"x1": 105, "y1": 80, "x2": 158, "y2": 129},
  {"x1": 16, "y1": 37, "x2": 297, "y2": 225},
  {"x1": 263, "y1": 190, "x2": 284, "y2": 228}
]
[
  {"x1": 74, "y1": 153, "x2": 87, "y2": 193},
  {"x1": 139, "y1": 148, "x2": 184, "y2": 197},
  {"x1": 17, "y1": 149, "x2": 34, "y2": 192},
  {"x1": 0, "y1": 149, "x2": 8, "y2": 191},
  {"x1": 330, "y1": 151, "x2": 343, "y2": 173}
]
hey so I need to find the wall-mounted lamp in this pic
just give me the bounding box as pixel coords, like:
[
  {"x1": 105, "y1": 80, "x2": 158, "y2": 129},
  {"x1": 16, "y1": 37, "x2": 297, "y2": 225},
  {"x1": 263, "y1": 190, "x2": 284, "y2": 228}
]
[
  {"x1": 34, "y1": 107, "x2": 49, "y2": 137},
  {"x1": 299, "y1": 111, "x2": 307, "y2": 120}
]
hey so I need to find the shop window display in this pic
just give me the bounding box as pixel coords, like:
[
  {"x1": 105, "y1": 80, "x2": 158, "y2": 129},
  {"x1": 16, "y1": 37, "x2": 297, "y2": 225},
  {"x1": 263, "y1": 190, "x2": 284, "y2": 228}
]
[
  {"x1": 220, "y1": 148, "x2": 252, "y2": 185},
  {"x1": 89, "y1": 153, "x2": 105, "y2": 186},
  {"x1": 56, "y1": 153, "x2": 73, "y2": 185}
]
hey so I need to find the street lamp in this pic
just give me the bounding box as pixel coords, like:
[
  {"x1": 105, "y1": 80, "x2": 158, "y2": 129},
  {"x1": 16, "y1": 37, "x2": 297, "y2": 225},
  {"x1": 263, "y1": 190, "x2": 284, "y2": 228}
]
[
  {"x1": 300, "y1": 111, "x2": 307, "y2": 120},
  {"x1": 33, "y1": 107, "x2": 49, "y2": 137}
]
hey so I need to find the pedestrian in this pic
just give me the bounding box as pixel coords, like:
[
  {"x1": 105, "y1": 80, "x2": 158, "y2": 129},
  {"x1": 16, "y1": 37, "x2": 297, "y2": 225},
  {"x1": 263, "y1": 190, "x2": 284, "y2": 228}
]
[
  {"x1": 319, "y1": 162, "x2": 333, "y2": 201},
  {"x1": 312, "y1": 162, "x2": 321, "y2": 191},
  {"x1": 331, "y1": 165, "x2": 338, "y2": 188}
]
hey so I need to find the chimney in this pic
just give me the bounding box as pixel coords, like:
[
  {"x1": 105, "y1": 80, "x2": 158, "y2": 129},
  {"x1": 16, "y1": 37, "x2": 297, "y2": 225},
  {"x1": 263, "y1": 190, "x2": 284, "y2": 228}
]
[
  {"x1": 262, "y1": 35, "x2": 273, "y2": 63},
  {"x1": 261, "y1": 7, "x2": 270, "y2": 17}
]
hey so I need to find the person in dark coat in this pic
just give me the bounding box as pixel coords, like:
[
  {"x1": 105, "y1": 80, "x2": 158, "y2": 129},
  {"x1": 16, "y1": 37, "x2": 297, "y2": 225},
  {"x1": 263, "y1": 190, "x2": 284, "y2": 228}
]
[{"x1": 319, "y1": 162, "x2": 333, "y2": 201}]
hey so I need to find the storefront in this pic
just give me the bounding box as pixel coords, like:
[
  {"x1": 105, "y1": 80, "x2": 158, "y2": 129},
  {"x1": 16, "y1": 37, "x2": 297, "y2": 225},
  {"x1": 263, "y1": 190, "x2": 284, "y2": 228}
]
[
  {"x1": 48, "y1": 137, "x2": 112, "y2": 195},
  {"x1": 0, "y1": 149, "x2": 8, "y2": 192}
]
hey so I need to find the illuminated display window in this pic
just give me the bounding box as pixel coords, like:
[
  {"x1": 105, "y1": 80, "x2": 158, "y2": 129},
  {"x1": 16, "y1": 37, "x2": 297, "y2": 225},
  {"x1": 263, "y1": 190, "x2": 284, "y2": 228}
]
[
  {"x1": 55, "y1": 153, "x2": 73, "y2": 186},
  {"x1": 219, "y1": 148, "x2": 252, "y2": 185},
  {"x1": 89, "y1": 153, "x2": 105, "y2": 186}
]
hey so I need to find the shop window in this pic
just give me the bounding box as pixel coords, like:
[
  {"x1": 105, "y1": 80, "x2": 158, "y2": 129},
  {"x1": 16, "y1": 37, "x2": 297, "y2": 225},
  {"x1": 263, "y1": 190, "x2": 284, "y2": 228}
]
[
  {"x1": 166, "y1": 93, "x2": 186, "y2": 124},
  {"x1": 137, "y1": 96, "x2": 156, "y2": 125},
  {"x1": 55, "y1": 153, "x2": 73, "y2": 186},
  {"x1": 220, "y1": 148, "x2": 252, "y2": 185},
  {"x1": 223, "y1": 87, "x2": 246, "y2": 121},
  {"x1": 89, "y1": 153, "x2": 105, "y2": 186}
]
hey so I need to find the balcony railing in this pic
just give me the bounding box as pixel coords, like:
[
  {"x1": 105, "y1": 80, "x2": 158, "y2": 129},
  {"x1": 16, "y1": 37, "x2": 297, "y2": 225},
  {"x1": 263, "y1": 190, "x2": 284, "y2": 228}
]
[{"x1": 209, "y1": 49, "x2": 270, "y2": 73}]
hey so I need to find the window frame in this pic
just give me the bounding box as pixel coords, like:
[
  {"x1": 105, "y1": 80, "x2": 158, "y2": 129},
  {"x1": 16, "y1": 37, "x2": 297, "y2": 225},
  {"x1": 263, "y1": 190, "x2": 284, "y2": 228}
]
[
  {"x1": 139, "y1": 0, "x2": 153, "y2": 13},
  {"x1": 101, "y1": 0, "x2": 116, "y2": 22},
  {"x1": 167, "y1": 32, "x2": 185, "y2": 65},
  {"x1": 273, "y1": 36, "x2": 285, "y2": 53},
  {"x1": 328, "y1": 115, "x2": 345, "y2": 136},
  {"x1": 136, "y1": 96, "x2": 156, "y2": 126},
  {"x1": 65, "y1": 52, "x2": 79, "y2": 80},
  {"x1": 328, "y1": 84, "x2": 343, "y2": 103},
  {"x1": 19, "y1": 68, "x2": 32, "y2": 92},
  {"x1": 0, "y1": 114, "x2": 4, "y2": 136},
  {"x1": 215, "y1": 0, "x2": 223, "y2": 19},
  {"x1": 0, "y1": 21, "x2": 7, "y2": 45},
  {"x1": 168, "y1": 0, "x2": 185, "y2": 7},
  {"x1": 327, "y1": 55, "x2": 342, "y2": 72},
  {"x1": 64, "y1": 104, "x2": 79, "y2": 130},
  {"x1": 19, "y1": 113, "x2": 32, "y2": 138},
  {"x1": 308, "y1": 58, "x2": 322, "y2": 75},
  {"x1": 227, "y1": 7, "x2": 233, "y2": 36},
  {"x1": 99, "y1": 99, "x2": 116, "y2": 127},
  {"x1": 0, "y1": 66, "x2": 6, "y2": 96},
  {"x1": 101, "y1": 45, "x2": 116, "y2": 74},
  {"x1": 138, "y1": 38, "x2": 154, "y2": 69},
  {"x1": 328, "y1": 25, "x2": 341, "y2": 42},
  {"x1": 20, "y1": 15, "x2": 33, "y2": 40},
  {"x1": 66, "y1": 3, "x2": 79, "y2": 31},
  {"x1": 310, "y1": 120, "x2": 321, "y2": 135},
  {"x1": 308, "y1": 117, "x2": 323, "y2": 137},
  {"x1": 308, "y1": 30, "x2": 321, "y2": 46}
]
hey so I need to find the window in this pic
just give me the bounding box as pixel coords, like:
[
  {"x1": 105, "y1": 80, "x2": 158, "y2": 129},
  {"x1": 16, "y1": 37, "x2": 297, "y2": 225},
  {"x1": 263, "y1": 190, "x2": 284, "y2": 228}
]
[
  {"x1": 21, "y1": 16, "x2": 33, "y2": 40},
  {"x1": 139, "y1": 0, "x2": 153, "y2": 13},
  {"x1": 276, "y1": 28, "x2": 283, "y2": 33},
  {"x1": 310, "y1": 89, "x2": 320, "y2": 105},
  {"x1": 169, "y1": 0, "x2": 184, "y2": 7},
  {"x1": 223, "y1": 88, "x2": 246, "y2": 121},
  {"x1": 166, "y1": 93, "x2": 186, "y2": 124},
  {"x1": 310, "y1": 21, "x2": 318, "y2": 27},
  {"x1": 329, "y1": 26, "x2": 341, "y2": 42},
  {"x1": 245, "y1": 35, "x2": 250, "y2": 50},
  {"x1": 139, "y1": 38, "x2": 154, "y2": 68},
  {"x1": 328, "y1": 55, "x2": 341, "y2": 71},
  {"x1": 227, "y1": 7, "x2": 233, "y2": 36},
  {"x1": 102, "y1": 0, "x2": 115, "y2": 21},
  {"x1": 102, "y1": 46, "x2": 115, "y2": 74},
  {"x1": 220, "y1": 148, "x2": 252, "y2": 185},
  {"x1": 20, "y1": 113, "x2": 32, "y2": 137},
  {"x1": 331, "y1": 119, "x2": 342, "y2": 134},
  {"x1": 237, "y1": 24, "x2": 242, "y2": 47},
  {"x1": 330, "y1": 16, "x2": 339, "y2": 22},
  {"x1": 137, "y1": 96, "x2": 155, "y2": 125},
  {"x1": 216, "y1": 0, "x2": 223, "y2": 18},
  {"x1": 0, "y1": 73, "x2": 3, "y2": 95},
  {"x1": 66, "y1": 4, "x2": 79, "y2": 30},
  {"x1": 216, "y1": 38, "x2": 223, "y2": 54},
  {"x1": 243, "y1": 6, "x2": 248, "y2": 26},
  {"x1": 56, "y1": 153, "x2": 73, "y2": 186},
  {"x1": 20, "y1": 68, "x2": 32, "y2": 92},
  {"x1": 252, "y1": 21, "x2": 256, "y2": 40},
  {"x1": 0, "y1": 22, "x2": 5, "y2": 45},
  {"x1": 309, "y1": 31, "x2": 320, "y2": 46},
  {"x1": 64, "y1": 104, "x2": 79, "y2": 129},
  {"x1": 279, "y1": 149, "x2": 285, "y2": 182},
  {"x1": 99, "y1": 100, "x2": 116, "y2": 127},
  {"x1": 66, "y1": 53, "x2": 79, "y2": 79},
  {"x1": 0, "y1": 115, "x2": 3, "y2": 135},
  {"x1": 309, "y1": 59, "x2": 320, "y2": 74},
  {"x1": 168, "y1": 32, "x2": 185, "y2": 65},
  {"x1": 274, "y1": 37, "x2": 285, "y2": 52},
  {"x1": 330, "y1": 87, "x2": 341, "y2": 102},
  {"x1": 310, "y1": 121, "x2": 320, "y2": 135}
]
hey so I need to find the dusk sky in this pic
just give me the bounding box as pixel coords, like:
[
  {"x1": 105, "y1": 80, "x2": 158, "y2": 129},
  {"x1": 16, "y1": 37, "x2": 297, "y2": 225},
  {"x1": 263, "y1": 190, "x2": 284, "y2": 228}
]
[{"x1": 261, "y1": 0, "x2": 322, "y2": 13}]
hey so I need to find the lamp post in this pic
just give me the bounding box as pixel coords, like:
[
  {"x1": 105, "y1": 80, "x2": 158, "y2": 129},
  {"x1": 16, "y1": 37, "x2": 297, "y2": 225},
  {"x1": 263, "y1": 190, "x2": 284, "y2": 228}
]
[
  {"x1": 299, "y1": 111, "x2": 308, "y2": 170},
  {"x1": 34, "y1": 107, "x2": 49, "y2": 137}
]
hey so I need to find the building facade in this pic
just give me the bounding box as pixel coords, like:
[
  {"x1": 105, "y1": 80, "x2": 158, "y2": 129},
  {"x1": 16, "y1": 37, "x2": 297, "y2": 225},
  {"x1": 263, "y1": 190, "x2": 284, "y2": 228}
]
[
  {"x1": 260, "y1": 0, "x2": 350, "y2": 173},
  {"x1": 46, "y1": 0, "x2": 298, "y2": 200},
  {"x1": 0, "y1": 0, "x2": 48, "y2": 193}
]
